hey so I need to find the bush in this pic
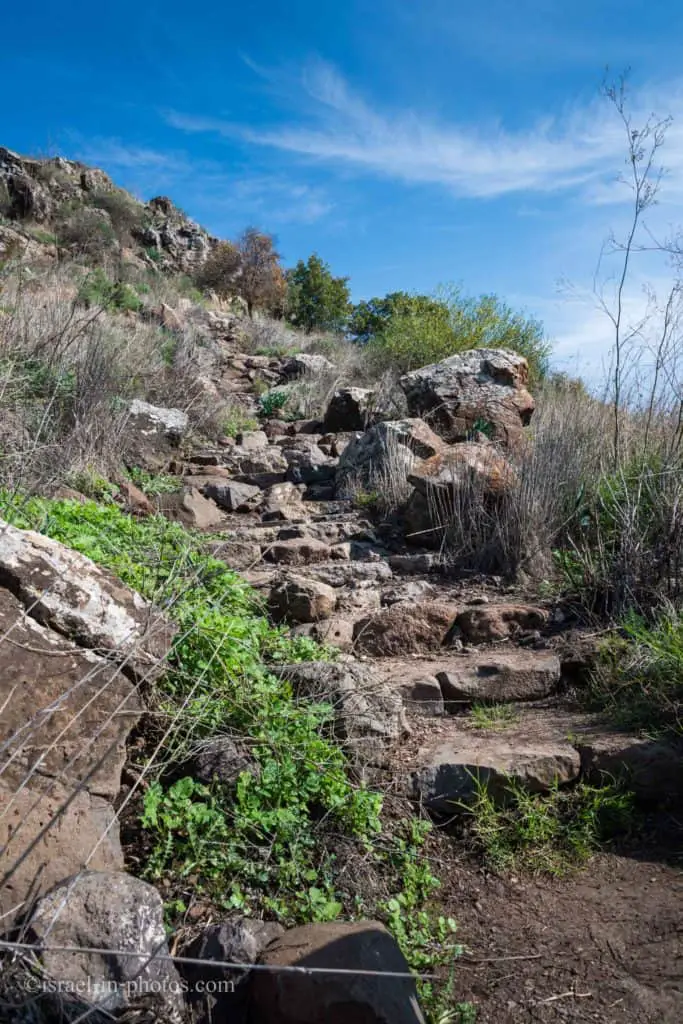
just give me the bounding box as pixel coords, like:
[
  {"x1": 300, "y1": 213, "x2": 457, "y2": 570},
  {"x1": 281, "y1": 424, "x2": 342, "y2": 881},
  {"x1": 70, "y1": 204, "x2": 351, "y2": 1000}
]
[
  {"x1": 88, "y1": 189, "x2": 145, "y2": 241},
  {"x1": 354, "y1": 286, "x2": 550, "y2": 383},
  {"x1": 78, "y1": 268, "x2": 143, "y2": 313},
  {"x1": 287, "y1": 253, "x2": 350, "y2": 333},
  {"x1": 56, "y1": 206, "x2": 117, "y2": 260},
  {"x1": 591, "y1": 610, "x2": 683, "y2": 735}
]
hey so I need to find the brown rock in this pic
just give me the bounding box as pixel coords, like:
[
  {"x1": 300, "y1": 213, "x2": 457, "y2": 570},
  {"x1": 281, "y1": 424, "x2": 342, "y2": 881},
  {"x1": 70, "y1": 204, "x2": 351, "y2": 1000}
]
[
  {"x1": 437, "y1": 651, "x2": 561, "y2": 704},
  {"x1": 408, "y1": 442, "x2": 515, "y2": 498},
  {"x1": 116, "y1": 477, "x2": 155, "y2": 516},
  {"x1": 456, "y1": 603, "x2": 548, "y2": 643},
  {"x1": 251, "y1": 921, "x2": 425, "y2": 1024},
  {"x1": 353, "y1": 601, "x2": 458, "y2": 656},
  {"x1": 265, "y1": 537, "x2": 331, "y2": 566},
  {"x1": 269, "y1": 574, "x2": 337, "y2": 623},
  {"x1": 400, "y1": 348, "x2": 534, "y2": 448},
  {"x1": 207, "y1": 538, "x2": 262, "y2": 570},
  {"x1": 158, "y1": 485, "x2": 224, "y2": 528},
  {"x1": 0, "y1": 781, "x2": 123, "y2": 927}
]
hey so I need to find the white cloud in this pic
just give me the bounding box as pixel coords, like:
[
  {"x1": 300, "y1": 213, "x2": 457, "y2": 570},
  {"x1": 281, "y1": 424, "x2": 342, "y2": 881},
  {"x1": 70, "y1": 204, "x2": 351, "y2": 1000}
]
[{"x1": 165, "y1": 63, "x2": 683, "y2": 201}]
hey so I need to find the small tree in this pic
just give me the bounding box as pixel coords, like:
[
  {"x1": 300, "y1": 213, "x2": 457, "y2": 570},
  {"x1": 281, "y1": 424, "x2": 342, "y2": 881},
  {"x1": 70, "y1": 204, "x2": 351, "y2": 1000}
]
[
  {"x1": 195, "y1": 241, "x2": 241, "y2": 298},
  {"x1": 287, "y1": 253, "x2": 351, "y2": 333},
  {"x1": 349, "y1": 292, "x2": 447, "y2": 344},
  {"x1": 196, "y1": 228, "x2": 286, "y2": 317}
]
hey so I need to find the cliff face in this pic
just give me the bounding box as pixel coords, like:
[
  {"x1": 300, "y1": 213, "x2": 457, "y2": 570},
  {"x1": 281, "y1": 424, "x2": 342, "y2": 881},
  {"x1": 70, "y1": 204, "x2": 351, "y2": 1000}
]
[{"x1": 0, "y1": 146, "x2": 217, "y2": 274}]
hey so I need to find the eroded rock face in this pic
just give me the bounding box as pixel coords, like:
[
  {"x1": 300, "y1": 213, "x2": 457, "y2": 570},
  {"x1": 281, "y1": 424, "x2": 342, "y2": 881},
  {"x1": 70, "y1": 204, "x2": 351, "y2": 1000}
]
[
  {"x1": 269, "y1": 574, "x2": 337, "y2": 623},
  {"x1": 281, "y1": 353, "x2": 336, "y2": 379},
  {"x1": 251, "y1": 921, "x2": 426, "y2": 1024},
  {"x1": 26, "y1": 871, "x2": 185, "y2": 1022},
  {"x1": 400, "y1": 348, "x2": 535, "y2": 447},
  {"x1": 0, "y1": 518, "x2": 175, "y2": 680},
  {"x1": 123, "y1": 400, "x2": 189, "y2": 471}
]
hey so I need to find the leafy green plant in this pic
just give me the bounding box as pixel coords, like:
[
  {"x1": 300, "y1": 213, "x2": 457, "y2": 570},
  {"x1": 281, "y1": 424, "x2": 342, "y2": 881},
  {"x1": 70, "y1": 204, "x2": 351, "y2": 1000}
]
[
  {"x1": 221, "y1": 407, "x2": 259, "y2": 438},
  {"x1": 462, "y1": 775, "x2": 635, "y2": 876},
  {"x1": 590, "y1": 610, "x2": 683, "y2": 735},
  {"x1": 258, "y1": 389, "x2": 289, "y2": 418},
  {"x1": 126, "y1": 466, "x2": 180, "y2": 496},
  {"x1": 66, "y1": 468, "x2": 119, "y2": 503}
]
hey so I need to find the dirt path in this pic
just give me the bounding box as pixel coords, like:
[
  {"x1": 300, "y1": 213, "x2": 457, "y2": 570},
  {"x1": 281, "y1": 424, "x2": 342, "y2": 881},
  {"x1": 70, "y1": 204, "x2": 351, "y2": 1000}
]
[{"x1": 439, "y1": 838, "x2": 683, "y2": 1022}]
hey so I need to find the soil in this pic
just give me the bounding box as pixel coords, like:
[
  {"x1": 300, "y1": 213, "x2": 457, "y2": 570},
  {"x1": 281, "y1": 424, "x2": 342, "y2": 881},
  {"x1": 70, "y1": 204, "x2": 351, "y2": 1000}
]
[{"x1": 431, "y1": 821, "x2": 683, "y2": 1023}]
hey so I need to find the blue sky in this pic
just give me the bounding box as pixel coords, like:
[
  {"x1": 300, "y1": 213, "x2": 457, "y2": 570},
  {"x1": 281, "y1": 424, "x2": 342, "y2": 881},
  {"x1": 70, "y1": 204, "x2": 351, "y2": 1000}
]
[{"x1": 5, "y1": 0, "x2": 683, "y2": 379}]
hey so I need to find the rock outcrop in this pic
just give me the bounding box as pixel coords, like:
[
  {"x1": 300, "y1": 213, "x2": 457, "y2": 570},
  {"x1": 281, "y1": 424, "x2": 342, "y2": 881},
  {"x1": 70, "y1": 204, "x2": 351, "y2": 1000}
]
[{"x1": 400, "y1": 348, "x2": 534, "y2": 447}]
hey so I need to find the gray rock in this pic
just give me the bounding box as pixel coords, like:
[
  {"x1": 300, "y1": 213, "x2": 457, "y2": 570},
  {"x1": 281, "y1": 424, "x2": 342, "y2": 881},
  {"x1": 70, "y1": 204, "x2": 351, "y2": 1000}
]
[
  {"x1": 283, "y1": 441, "x2": 337, "y2": 485},
  {"x1": 251, "y1": 921, "x2": 426, "y2": 1024},
  {"x1": 157, "y1": 485, "x2": 224, "y2": 528},
  {"x1": 191, "y1": 735, "x2": 258, "y2": 786},
  {"x1": 235, "y1": 429, "x2": 269, "y2": 449},
  {"x1": 400, "y1": 675, "x2": 445, "y2": 717},
  {"x1": 437, "y1": 652, "x2": 561, "y2": 705},
  {"x1": 413, "y1": 711, "x2": 581, "y2": 809},
  {"x1": 0, "y1": 518, "x2": 175, "y2": 681},
  {"x1": 265, "y1": 537, "x2": 332, "y2": 566},
  {"x1": 128, "y1": 398, "x2": 189, "y2": 439},
  {"x1": 195, "y1": 477, "x2": 262, "y2": 512},
  {"x1": 278, "y1": 660, "x2": 407, "y2": 761},
  {"x1": 324, "y1": 387, "x2": 376, "y2": 432},
  {"x1": 400, "y1": 348, "x2": 534, "y2": 448},
  {"x1": 181, "y1": 917, "x2": 285, "y2": 1023},
  {"x1": 26, "y1": 870, "x2": 185, "y2": 1022},
  {"x1": 224, "y1": 446, "x2": 289, "y2": 487},
  {"x1": 336, "y1": 419, "x2": 444, "y2": 496},
  {"x1": 207, "y1": 538, "x2": 262, "y2": 569}
]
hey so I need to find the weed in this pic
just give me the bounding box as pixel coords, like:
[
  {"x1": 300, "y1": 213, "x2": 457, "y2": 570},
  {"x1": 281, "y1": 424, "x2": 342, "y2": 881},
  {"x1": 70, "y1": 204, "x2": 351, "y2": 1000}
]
[
  {"x1": 462, "y1": 775, "x2": 635, "y2": 876},
  {"x1": 126, "y1": 466, "x2": 180, "y2": 496},
  {"x1": 258, "y1": 388, "x2": 289, "y2": 418},
  {"x1": 468, "y1": 703, "x2": 520, "y2": 730},
  {"x1": 221, "y1": 406, "x2": 259, "y2": 438},
  {"x1": 590, "y1": 609, "x2": 683, "y2": 735}
]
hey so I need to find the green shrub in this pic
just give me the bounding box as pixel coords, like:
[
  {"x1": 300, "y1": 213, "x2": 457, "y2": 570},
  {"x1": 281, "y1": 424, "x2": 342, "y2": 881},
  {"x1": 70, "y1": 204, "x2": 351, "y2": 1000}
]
[
  {"x1": 221, "y1": 406, "x2": 259, "y2": 437},
  {"x1": 126, "y1": 466, "x2": 180, "y2": 496},
  {"x1": 78, "y1": 269, "x2": 143, "y2": 313},
  {"x1": 591, "y1": 610, "x2": 683, "y2": 735},
  {"x1": 88, "y1": 189, "x2": 146, "y2": 240},
  {"x1": 56, "y1": 206, "x2": 118, "y2": 260},
  {"x1": 258, "y1": 389, "x2": 289, "y2": 418}
]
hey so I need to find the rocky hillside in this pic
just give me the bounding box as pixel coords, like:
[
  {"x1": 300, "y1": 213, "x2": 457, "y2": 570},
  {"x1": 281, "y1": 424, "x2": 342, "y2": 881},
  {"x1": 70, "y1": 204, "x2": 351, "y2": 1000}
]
[
  {"x1": 0, "y1": 145, "x2": 216, "y2": 273},
  {"x1": 0, "y1": 150, "x2": 682, "y2": 1024}
]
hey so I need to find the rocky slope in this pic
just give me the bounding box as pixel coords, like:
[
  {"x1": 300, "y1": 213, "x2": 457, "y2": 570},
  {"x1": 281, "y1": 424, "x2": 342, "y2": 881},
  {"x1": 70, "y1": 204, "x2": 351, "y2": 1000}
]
[{"x1": 2, "y1": 317, "x2": 681, "y2": 1022}]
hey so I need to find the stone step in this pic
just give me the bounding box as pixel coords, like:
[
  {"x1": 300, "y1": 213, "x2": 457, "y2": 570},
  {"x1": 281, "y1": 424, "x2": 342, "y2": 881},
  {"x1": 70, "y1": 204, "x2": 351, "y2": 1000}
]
[{"x1": 405, "y1": 705, "x2": 683, "y2": 810}]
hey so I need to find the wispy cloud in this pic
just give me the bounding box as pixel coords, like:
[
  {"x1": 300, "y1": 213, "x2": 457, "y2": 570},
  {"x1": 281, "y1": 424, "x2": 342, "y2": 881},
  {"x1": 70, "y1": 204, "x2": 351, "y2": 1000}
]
[
  {"x1": 166, "y1": 62, "x2": 683, "y2": 202},
  {"x1": 67, "y1": 135, "x2": 332, "y2": 226}
]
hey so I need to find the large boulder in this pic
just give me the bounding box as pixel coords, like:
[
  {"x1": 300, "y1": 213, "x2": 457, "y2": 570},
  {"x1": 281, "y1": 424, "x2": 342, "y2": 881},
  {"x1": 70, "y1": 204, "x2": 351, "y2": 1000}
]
[
  {"x1": 123, "y1": 399, "x2": 189, "y2": 471},
  {"x1": 455, "y1": 603, "x2": 547, "y2": 643},
  {"x1": 400, "y1": 348, "x2": 534, "y2": 447},
  {"x1": 0, "y1": 518, "x2": 175, "y2": 680},
  {"x1": 281, "y1": 353, "x2": 336, "y2": 379},
  {"x1": 157, "y1": 484, "x2": 224, "y2": 528},
  {"x1": 250, "y1": 921, "x2": 426, "y2": 1024},
  {"x1": 408, "y1": 442, "x2": 516, "y2": 498},
  {"x1": 25, "y1": 871, "x2": 185, "y2": 1022},
  {"x1": 282, "y1": 439, "x2": 337, "y2": 485},
  {"x1": 336, "y1": 419, "x2": 443, "y2": 496},
  {"x1": 324, "y1": 387, "x2": 376, "y2": 432},
  {"x1": 353, "y1": 600, "x2": 458, "y2": 656},
  {"x1": 278, "y1": 660, "x2": 407, "y2": 761},
  {"x1": 0, "y1": 780, "x2": 123, "y2": 929}
]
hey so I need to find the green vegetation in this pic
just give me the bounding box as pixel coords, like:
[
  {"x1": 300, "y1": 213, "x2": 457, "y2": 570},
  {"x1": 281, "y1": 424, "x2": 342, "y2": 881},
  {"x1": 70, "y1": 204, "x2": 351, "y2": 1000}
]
[
  {"x1": 221, "y1": 406, "x2": 259, "y2": 437},
  {"x1": 258, "y1": 388, "x2": 289, "y2": 418},
  {"x1": 468, "y1": 703, "x2": 520, "y2": 731},
  {"x1": 126, "y1": 466, "x2": 181, "y2": 496},
  {"x1": 0, "y1": 492, "x2": 465, "y2": 1017},
  {"x1": 196, "y1": 229, "x2": 285, "y2": 316},
  {"x1": 463, "y1": 775, "x2": 635, "y2": 876},
  {"x1": 78, "y1": 268, "x2": 143, "y2": 313},
  {"x1": 348, "y1": 286, "x2": 550, "y2": 381},
  {"x1": 287, "y1": 252, "x2": 351, "y2": 333},
  {"x1": 591, "y1": 610, "x2": 683, "y2": 736}
]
